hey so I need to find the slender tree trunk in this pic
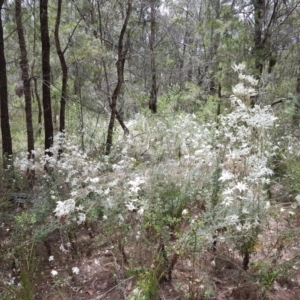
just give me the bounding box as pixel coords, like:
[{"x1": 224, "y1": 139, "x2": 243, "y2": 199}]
[
  {"x1": 40, "y1": 0, "x2": 53, "y2": 154},
  {"x1": 31, "y1": 0, "x2": 42, "y2": 134},
  {"x1": 292, "y1": 74, "x2": 300, "y2": 127},
  {"x1": 149, "y1": 0, "x2": 158, "y2": 113},
  {"x1": 97, "y1": 1, "x2": 130, "y2": 132},
  {"x1": 54, "y1": 0, "x2": 68, "y2": 155},
  {"x1": 253, "y1": 0, "x2": 264, "y2": 78},
  {"x1": 79, "y1": 86, "x2": 85, "y2": 151},
  {"x1": 0, "y1": 0, "x2": 13, "y2": 168},
  {"x1": 105, "y1": 1, "x2": 131, "y2": 155},
  {"x1": 16, "y1": 0, "x2": 35, "y2": 184},
  {"x1": 33, "y1": 76, "x2": 42, "y2": 133},
  {"x1": 252, "y1": 0, "x2": 265, "y2": 107}
]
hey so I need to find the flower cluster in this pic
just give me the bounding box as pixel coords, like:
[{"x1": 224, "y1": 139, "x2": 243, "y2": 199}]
[{"x1": 215, "y1": 64, "x2": 277, "y2": 236}]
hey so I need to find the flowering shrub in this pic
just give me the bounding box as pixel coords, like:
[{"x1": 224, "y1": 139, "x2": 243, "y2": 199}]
[
  {"x1": 211, "y1": 63, "x2": 278, "y2": 269},
  {"x1": 9, "y1": 63, "x2": 297, "y2": 299}
]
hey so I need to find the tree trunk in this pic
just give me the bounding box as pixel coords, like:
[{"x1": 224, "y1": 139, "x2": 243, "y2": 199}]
[
  {"x1": 40, "y1": 0, "x2": 53, "y2": 154},
  {"x1": 253, "y1": 0, "x2": 264, "y2": 78},
  {"x1": 33, "y1": 76, "x2": 42, "y2": 134},
  {"x1": 97, "y1": 2, "x2": 130, "y2": 134},
  {"x1": 292, "y1": 74, "x2": 300, "y2": 127},
  {"x1": 54, "y1": 0, "x2": 68, "y2": 154},
  {"x1": 31, "y1": 0, "x2": 42, "y2": 135},
  {"x1": 105, "y1": 1, "x2": 131, "y2": 155},
  {"x1": 149, "y1": 0, "x2": 158, "y2": 113},
  {"x1": 16, "y1": 0, "x2": 35, "y2": 184},
  {"x1": 0, "y1": 0, "x2": 13, "y2": 168}
]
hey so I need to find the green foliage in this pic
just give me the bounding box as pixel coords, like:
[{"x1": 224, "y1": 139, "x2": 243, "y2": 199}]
[
  {"x1": 282, "y1": 156, "x2": 300, "y2": 195},
  {"x1": 197, "y1": 95, "x2": 220, "y2": 122},
  {"x1": 1, "y1": 242, "x2": 37, "y2": 300},
  {"x1": 158, "y1": 83, "x2": 207, "y2": 114},
  {"x1": 253, "y1": 258, "x2": 296, "y2": 289},
  {"x1": 126, "y1": 270, "x2": 159, "y2": 300},
  {"x1": 258, "y1": 264, "x2": 280, "y2": 288}
]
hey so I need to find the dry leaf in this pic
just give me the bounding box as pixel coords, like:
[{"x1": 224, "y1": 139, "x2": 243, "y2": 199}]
[
  {"x1": 85, "y1": 289, "x2": 94, "y2": 295},
  {"x1": 127, "y1": 281, "x2": 132, "y2": 291}
]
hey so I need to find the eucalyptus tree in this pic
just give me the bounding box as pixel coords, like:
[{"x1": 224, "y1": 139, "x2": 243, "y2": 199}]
[
  {"x1": 54, "y1": 0, "x2": 68, "y2": 138},
  {"x1": 0, "y1": 0, "x2": 12, "y2": 167},
  {"x1": 105, "y1": 0, "x2": 132, "y2": 155},
  {"x1": 149, "y1": 0, "x2": 159, "y2": 113},
  {"x1": 40, "y1": 0, "x2": 53, "y2": 154},
  {"x1": 15, "y1": 0, "x2": 35, "y2": 182},
  {"x1": 29, "y1": 0, "x2": 43, "y2": 132}
]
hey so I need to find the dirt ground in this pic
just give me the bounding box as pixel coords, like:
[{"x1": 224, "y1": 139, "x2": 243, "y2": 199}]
[{"x1": 1, "y1": 200, "x2": 300, "y2": 300}]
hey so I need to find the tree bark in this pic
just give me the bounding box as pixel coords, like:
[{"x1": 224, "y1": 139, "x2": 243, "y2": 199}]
[
  {"x1": 105, "y1": 1, "x2": 131, "y2": 155},
  {"x1": 33, "y1": 76, "x2": 42, "y2": 133},
  {"x1": 54, "y1": 0, "x2": 68, "y2": 154},
  {"x1": 0, "y1": 0, "x2": 13, "y2": 168},
  {"x1": 97, "y1": 1, "x2": 130, "y2": 133},
  {"x1": 16, "y1": 0, "x2": 35, "y2": 184},
  {"x1": 253, "y1": 0, "x2": 264, "y2": 78},
  {"x1": 40, "y1": 0, "x2": 53, "y2": 154},
  {"x1": 30, "y1": 0, "x2": 42, "y2": 134},
  {"x1": 292, "y1": 71, "x2": 300, "y2": 127},
  {"x1": 149, "y1": 0, "x2": 158, "y2": 113}
]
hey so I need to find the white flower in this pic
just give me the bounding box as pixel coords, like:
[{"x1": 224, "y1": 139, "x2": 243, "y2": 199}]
[
  {"x1": 90, "y1": 177, "x2": 100, "y2": 183},
  {"x1": 238, "y1": 73, "x2": 258, "y2": 86},
  {"x1": 71, "y1": 178, "x2": 78, "y2": 186},
  {"x1": 76, "y1": 213, "x2": 86, "y2": 225},
  {"x1": 265, "y1": 201, "x2": 270, "y2": 210},
  {"x1": 128, "y1": 177, "x2": 145, "y2": 193},
  {"x1": 235, "y1": 182, "x2": 248, "y2": 192},
  {"x1": 51, "y1": 270, "x2": 58, "y2": 277},
  {"x1": 49, "y1": 256, "x2": 54, "y2": 262},
  {"x1": 53, "y1": 199, "x2": 75, "y2": 218},
  {"x1": 125, "y1": 202, "x2": 137, "y2": 211},
  {"x1": 75, "y1": 205, "x2": 84, "y2": 211},
  {"x1": 219, "y1": 170, "x2": 234, "y2": 182},
  {"x1": 232, "y1": 83, "x2": 257, "y2": 98},
  {"x1": 94, "y1": 259, "x2": 100, "y2": 265},
  {"x1": 222, "y1": 196, "x2": 234, "y2": 206},
  {"x1": 138, "y1": 207, "x2": 144, "y2": 216},
  {"x1": 232, "y1": 62, "x2": 246, "y2": 72},
  {"x1": 242, "y1": 207, "x2": 249, "y2": 214},
  {"x1": 59, "y1": 244, "x2": 69, "y2": 253},
  {"x1": 243, "y1": 221, "x2": 252, "y2": 231},
  {"x1": 223, "y1": 187, "x2": 233, "y2": 195},
  {"x1": 72, "y1": 267, "x2": 79, "y2": 274},
  {"x1": 288, "y1": 211, "x2": 295, "y2": 216},
  {"x1": 182, "y1": 209, "x2": 188, "y2": 216},
  {"x1": 103, "y1": 215, "x2": 108, "y2": 220},
  {"x1": 295, "y1": 194, "x2": 300, "y2": 204},
  {"x1": 225, "y1": 214, "x2": 239, "y2": 225},
  {"x1": 136, "y1": 231, "x2": 141, "y2": 240}
]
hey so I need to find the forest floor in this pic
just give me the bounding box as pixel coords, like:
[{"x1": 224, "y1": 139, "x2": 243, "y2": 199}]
[{"x1": 1, "y1": 189, "x2": 300, "y2": 300}]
